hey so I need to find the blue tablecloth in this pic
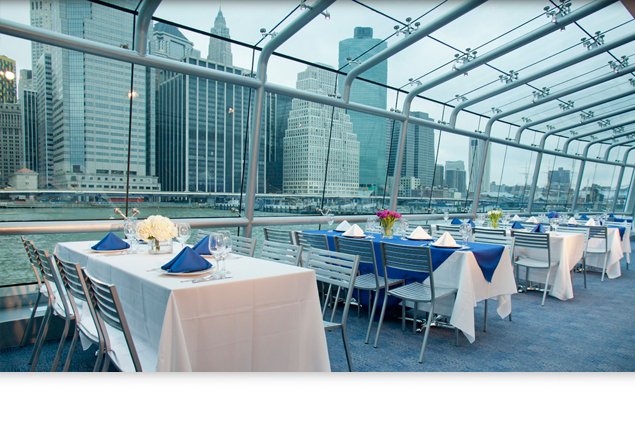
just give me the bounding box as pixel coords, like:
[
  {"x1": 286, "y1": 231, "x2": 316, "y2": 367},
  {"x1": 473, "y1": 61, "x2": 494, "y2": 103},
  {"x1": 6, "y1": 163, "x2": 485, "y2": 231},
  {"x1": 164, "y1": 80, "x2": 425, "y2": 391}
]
[{"x1": 608, "y1": 225, "x2": 626, "y2": 240}]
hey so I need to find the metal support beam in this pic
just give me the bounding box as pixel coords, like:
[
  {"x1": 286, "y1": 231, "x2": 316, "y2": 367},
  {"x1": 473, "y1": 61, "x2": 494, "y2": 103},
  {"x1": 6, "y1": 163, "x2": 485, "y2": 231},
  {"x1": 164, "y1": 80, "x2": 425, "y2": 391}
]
[
  {"x1": 563, "y1": 118, "x2": 635, "y2": 153},
  {"x1": 612, "y1": 146, "x2": 635, "y2": 212},
  {"x1": 604, "y1": 140, "x2": 635, "y2": 161},
  {"x1": 450, "y1": 29, "x2": 635, "y2": 128},
  {"x1": 134, "y1": 0, "x2": 162, "y2": 56},
  {"x1": 342, "y1": 0, "x2": 485, "y2": 102},
  {"x1": 243, "y1": 0, "x2": 335, "y2": 237},
  {"x1": 514, "y1": 90, "x2": 635, "y2": 143}
]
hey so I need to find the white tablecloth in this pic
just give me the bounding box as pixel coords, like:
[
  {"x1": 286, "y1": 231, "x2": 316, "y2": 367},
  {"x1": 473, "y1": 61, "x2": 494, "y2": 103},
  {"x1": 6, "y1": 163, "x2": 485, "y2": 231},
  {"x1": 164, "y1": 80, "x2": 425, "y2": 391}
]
[
  {"x1": 514, "y1": 232, "x2": 585, "y2": 301},
  {"x1": 55, "y1": 241, "x2": 330, "y2": 372},
  {"x1": 430, "y1": 247, "x2": 517, "y2": 344},
  {"x1": 586, "y1": 228, "x2": 624, "y2": 279}
]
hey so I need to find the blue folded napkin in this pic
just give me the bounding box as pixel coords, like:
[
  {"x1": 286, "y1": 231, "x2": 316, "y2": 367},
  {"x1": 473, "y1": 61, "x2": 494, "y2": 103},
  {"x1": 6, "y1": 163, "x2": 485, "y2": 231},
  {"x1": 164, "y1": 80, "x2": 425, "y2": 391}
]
[
  {"x1": 451, "y1": 217, "x2": 462, "y2": 225},
  {"x1": 161, "y1": 246, "x2": 212, "y2": 273},
  {"x1": 192, "y1": 235, "x2": 211, "y2": 255},
  {"x1": 91, "y1": 232, "x2": 130, "y2": 251},
  {"x1": 512, "y1": 221, "x2": 524, "y2": 230},
  {"x1": 532, "y1": 224, "x2": 545, "y2": 233},
  {"x1": 580, "y1": 214, "x2": 589, "y2": 220}
]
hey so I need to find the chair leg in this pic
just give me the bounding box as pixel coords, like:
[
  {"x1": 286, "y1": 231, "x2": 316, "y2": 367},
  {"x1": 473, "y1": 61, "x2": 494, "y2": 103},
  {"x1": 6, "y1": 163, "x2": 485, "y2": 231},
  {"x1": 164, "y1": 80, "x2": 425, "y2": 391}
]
[
  {"x1": 601, "y1": 253, "x2": 608, "y2": 282},
  {"x1": 508, "y1": 311, "x2": 512, "y2": 322},
  {"x1": 541, "y1": 268, "x2": 552, "y2": 306},
  {"x1": 483, "y1": 299, "x2": 488, "y2": 332},
  {"x1": 51, "y1": 315, "x2": 72, "y2": 372},
  {"x1": 583, "y1": 256, "x2": 587, "y2": 289},
  {"x1": 364, "y1": 289, "x2": 380, "y2": 344},
  {"x1": 321, "y1": 284, "x2": 332, "y2": 319},
  {"x1": 62, "y1": 329, "x2": 79, "y2": 372},
  {"x1": 20, "y1": 291, "x2": 42, "y2": 347},
  {"x1": 101, "y1": 353, "x2": 111, "y2": 372},
  {"x1": 413, "y1": 302, "x2": 418, "y2": 335},
  {"x1": 357, "y1": 289, "x2": 361, "y2": 318},
  {"x1": 93, "y1": 340, "x2": 104, "y2": 372},
  {"x1": 341, "y1": 327, "x2": 353, "y2": 372},
  {"x1": 418, "y1": 302, "x2": 435, "y2": 364},
  {"x1": 373, "y1": 290, "x2": 390, "y2": 348},
  {"x1": 30, "y1": 306, "x2": 52, "y2": 371},
  {"x1": 330, "y1": 286, "x2": 342, "y2": 323},
  {"x1": 401, "y1": 302, "x2": 406, "y2": 332},
  {"x1": 455, "y1": 327, "x2": 459, "y2": 347}
]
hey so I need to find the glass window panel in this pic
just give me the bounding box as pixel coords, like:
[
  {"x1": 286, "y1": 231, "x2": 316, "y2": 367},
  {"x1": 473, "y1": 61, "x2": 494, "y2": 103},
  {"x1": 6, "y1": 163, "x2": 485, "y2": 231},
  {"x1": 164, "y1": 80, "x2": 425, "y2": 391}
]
[
  {"x1": 615, "y1": 167, "x2": 634, "y2": 212},
  {"x1": 576, "y1": 160, "x2": 621, "y2": 212}
]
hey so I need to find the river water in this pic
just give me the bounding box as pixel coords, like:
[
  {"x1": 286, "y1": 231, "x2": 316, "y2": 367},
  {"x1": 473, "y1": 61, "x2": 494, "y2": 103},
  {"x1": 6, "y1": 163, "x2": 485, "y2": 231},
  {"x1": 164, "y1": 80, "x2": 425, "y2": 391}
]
[{"x1": 0, "y1": 206, "x2": 322, "y2": 286}]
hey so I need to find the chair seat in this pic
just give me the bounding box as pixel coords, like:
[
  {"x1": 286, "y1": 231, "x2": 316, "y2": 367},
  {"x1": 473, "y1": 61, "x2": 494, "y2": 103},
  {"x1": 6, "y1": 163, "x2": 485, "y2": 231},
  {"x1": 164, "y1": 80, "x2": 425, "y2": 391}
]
[
  {"x1": 323, "y1": 321, "x2": 343, "y2": 331},
  {"x1": 105, "y1": 324, "x2": 157, "y2": 372},
  {"x1": 353, "y1": 273, "x2": 404, "y2": 290},
  {"x1": 514, "y1": 257, "x2": 558, "y2": 269},
  {"x1": 586, "y1": 248, "x2": 608, "y2": 254},
  {"x1": 388, "y1": 282, "x2": 457, "y2": 302},
  {"x1": 74, "y1": 298, "x2": 100, "y2": 348}
]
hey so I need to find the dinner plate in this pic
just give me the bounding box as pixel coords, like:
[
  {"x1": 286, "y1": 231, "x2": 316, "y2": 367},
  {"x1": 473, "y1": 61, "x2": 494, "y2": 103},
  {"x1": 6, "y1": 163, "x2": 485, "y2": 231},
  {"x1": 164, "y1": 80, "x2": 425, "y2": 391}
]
[
  {"x1": 431, "y1": 243, "x2": 462, "y2": 248},
  {"x1": 408, "y1": 237, "x2": 432, "y2": 241},
  {"x1": 161, "y1": 268, "x2": 214, "y2": 277},
  {"x1": 91, "y1": 248, "x2": 129, "y2": 254},
  {"x1": 342, "y1": 234, "x2": 366, "y2": 238}
]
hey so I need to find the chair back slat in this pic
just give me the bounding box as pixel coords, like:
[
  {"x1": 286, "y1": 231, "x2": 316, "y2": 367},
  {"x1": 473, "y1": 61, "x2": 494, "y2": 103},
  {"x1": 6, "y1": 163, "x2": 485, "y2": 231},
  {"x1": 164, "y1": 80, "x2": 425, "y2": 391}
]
[
  {"x1": 333, "y1": 236, "x2": 376, "y2": 266},
  {"x1": 474, "y1": 234, "x2": 515, "y2": 255},
  {"x1": 295, "y1": 232, "x2": 329, "y2": 250},
  {"x1": 264, "y1": 228, "x2": 294, "y2": 244},
  {"x1": 55, "y1": 257, "x2": 90, "y2": 303},
  {"x1": 588, "y1": 226, "x2": 607, "y2": 240},
  {"x1": 432, "y1": 229, "x2": 463, "y2": 241},
  {"x1": 84, "y1": 272, "x2": 142, "y2": 371},
  {"x1": 306, "y1": 248, "x2": 359, "y2": 290},
  {"x1": 510, "y1": 231, "x2": 549, "y2": 248},
  {"x1": 381, "y1": 243, "x2": 432, "y2": 274},
  {"x1": 232, "y1": 235, "x2": 257, "y2": 257},
  {"x1": 259, "y1": 240, "x2": 303, "y2": 266},
  {"x1": 437, "y1": 225, "x2": 460, "y2": 233},
  {"x1": 473, "y1": 227, "x2": 506, "y2": 237}
]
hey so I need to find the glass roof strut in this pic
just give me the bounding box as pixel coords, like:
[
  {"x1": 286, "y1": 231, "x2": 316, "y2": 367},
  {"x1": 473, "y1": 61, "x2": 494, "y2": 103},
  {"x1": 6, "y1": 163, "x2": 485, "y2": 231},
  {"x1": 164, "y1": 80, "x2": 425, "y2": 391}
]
[
  {"x1": 604, "y1": 140, "x2": 635, "y2": 161},
  {"x1": 342, "y1": 0, "x2": 485, "y2": 103},
  {"x1": 617, "y1": 146, "x2": 635, "y2": 213},
  {"x1": 449, "y1": 30, "x2": 635, "y2": 129},
  {"x1": 563, "y1": 118, "x2": 635, "y2": 154},
  {"x1": 134, "y1": 0, "x2": 162, "y2": 56},
  {"x1": 388, "y1": 0, "x2": 613, "y2": 212},
  {"x1": 243, "y1": 0, "x2": 336, "y2": 237},
  {"x1": 514, "y1": 89, "x2": 635, "y2": 143}
]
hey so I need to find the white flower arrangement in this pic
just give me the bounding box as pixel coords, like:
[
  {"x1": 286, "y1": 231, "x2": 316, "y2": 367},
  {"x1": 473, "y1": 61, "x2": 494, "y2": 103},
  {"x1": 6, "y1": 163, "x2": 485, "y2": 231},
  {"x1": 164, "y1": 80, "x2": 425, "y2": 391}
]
[
  {"x1": 487, "y1": 208, "x2": 503, "y2": 227},
  {"x1": 135, "y1": 215, "x2": 177, "y2": 242}
]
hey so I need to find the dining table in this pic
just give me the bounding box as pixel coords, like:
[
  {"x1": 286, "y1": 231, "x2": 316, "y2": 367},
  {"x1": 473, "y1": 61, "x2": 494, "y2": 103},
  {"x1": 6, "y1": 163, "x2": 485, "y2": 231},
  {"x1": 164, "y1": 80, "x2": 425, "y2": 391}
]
[
  {"x1": 302, "y1": 230, "x2": 517, "y2": 344},
  {"x1": 586, "y1": 226, "x2": 625, "y2": 279},
  {"x1": 54, "y1": 241, "x2": 330, "y2": 372}
]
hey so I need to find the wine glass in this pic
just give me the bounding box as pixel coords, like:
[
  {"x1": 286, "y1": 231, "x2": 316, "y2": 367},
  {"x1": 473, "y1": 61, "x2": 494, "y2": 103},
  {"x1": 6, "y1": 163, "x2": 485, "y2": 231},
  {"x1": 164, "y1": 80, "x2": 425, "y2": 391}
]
[
  {"x1": 327, "y1": 213, "x2": 335, "y2": 232},
  {"x1": 476, "y1": 214, "x2": 485, "y2": 227},
  {"x1": 366, "y1": 217, "x2": 377, "y2": 237},
  {"x1": 218, "y1": 229, "x2": 232, "y2": 277},
  {"x1": 549, "y1": 216, "x2": 559, "y2": 234},
  {"x1": 398, "y1": 218, "x2": 409, "y2": 240},
  {"x1": 176, "y1": 222, "x2": 191, "y2": 250},
  {"x1": 124, "y1": 218, "x2": 138, "y2": 253},
  {"x1": 459, "y1": 221, "x2": 471, "y2": 246},
  {"x1": 207, "y1": 233, "x2": 226, "y2": 279},
  {"x1": 443, "y1": 210, "x2": 449, "y2": 224}
]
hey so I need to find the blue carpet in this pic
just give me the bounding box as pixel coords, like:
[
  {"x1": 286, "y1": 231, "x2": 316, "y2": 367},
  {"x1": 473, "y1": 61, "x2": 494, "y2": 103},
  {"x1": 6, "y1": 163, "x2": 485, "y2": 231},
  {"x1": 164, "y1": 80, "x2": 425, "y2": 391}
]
[{"x1": 2, "y1": 252, "x2": 634, "y2": 372}]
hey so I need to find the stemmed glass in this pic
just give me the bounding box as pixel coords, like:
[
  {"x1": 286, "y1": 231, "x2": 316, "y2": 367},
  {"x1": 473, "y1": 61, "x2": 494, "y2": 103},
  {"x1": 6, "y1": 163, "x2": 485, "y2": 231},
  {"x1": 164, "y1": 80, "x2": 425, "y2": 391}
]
[
  {"x1": 366, "y1": 216, "x2": 377, "y2": 238},
  {"x1": 459, "y1": 221, "x2": 472, "y2": 247},
  {"x1": 443, "y1": 210, "x2": 449, "y2": 224},
  {"x1": 327, "y1": 213, "x2": 335, "y2": 232},
  {"x1": 218, "y1": 230, "x2": 232, "y2": 277},
  {"x1": 124, "y1": 218, "x2": 138, "y2": 253},
  {"x1": 549, "y1": 216, "x2": 559, "y2": 234},
  {"x1": 207, "y1": 233, "x2": 226, "y2": 279},
  {"x1": 398, "y1": 218, "x2": 409, "y2": 240},
  {"x1": 176, "y1": 222, "x2": 191, "y2": 251},
  {"x1": 476, "y1": 214, "x2": 485, "y2": 227},
  {"x1": 501, "y1": 213, "x2": 510, "y2": 230}
]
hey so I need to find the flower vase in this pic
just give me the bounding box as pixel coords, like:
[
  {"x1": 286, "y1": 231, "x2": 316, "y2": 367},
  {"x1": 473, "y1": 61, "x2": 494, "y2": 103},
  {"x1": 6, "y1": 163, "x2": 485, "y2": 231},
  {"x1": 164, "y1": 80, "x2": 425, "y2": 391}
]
[
  {"x1": 491, "y1": 219, "x2": 499, "y2": 229},
  {"x1": 381, "y1": 225, "x2": 394, "y2": 239},
  {"x1": 148, "y1": 238, "x2": 173, "y2": 255}
]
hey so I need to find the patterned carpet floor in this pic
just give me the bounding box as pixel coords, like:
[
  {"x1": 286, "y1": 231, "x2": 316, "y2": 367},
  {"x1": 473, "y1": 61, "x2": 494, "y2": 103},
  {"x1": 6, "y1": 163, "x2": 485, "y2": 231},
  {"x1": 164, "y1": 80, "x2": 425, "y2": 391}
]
[{"x1": 2, "y1": 253, "x2": 633, "y2": 373}]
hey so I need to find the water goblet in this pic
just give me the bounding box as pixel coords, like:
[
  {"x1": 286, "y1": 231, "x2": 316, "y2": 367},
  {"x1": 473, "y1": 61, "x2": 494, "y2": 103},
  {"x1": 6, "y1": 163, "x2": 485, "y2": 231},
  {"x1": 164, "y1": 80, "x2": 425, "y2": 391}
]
[
  {"x1": 327, "y1": 213, "x2": 335, "y2": 232},
  {"x1": 550, "y1": 217, "x2": 559, "y2": 234},
  {"x1": 124, "y1": 219, "x2": 138, "y2": 253},
  {"x1": 443, "y1": 210, "x2": 449, "y2": 224},
  {"x1": 176, "y1": 222, "x2": 191, "y2": 251},
  {"x1": 476, "y1": 214, "x2": 485, "y2": 227},
  {"x1": 218, "y1": 229, "x2": 232, "y2": 276},
  {"x1": 459, "y1": 221, "x2": 471, "y2": 246},
  {"x1": 207, "y1": 233, "x2": 226, "y2": 279},
  {"x1": 398, "y1": 218, "x2": 409, "y2": 240}
]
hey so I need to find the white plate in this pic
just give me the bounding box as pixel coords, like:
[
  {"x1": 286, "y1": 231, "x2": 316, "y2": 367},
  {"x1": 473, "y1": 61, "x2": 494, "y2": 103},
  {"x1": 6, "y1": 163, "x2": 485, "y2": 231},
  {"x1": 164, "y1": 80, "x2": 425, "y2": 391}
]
[
  {"x1": 431, "y1": 243, "x2": 461, "y2": 248},
  {"x1": 91, "y1": 248, "x2": 129, "y2": 254},
  {"x1": 342, "y1": 234, "x2": 366, "y2": 238},
  {"x1": 161, "y1": 267, "x2": 213, "y2": 277},
  {"x1": 408, "y1": 237, "x2": 432, "y2": 241},
  {"x1": 335, "y1": 228, "x2": 348, "y2": 232}
]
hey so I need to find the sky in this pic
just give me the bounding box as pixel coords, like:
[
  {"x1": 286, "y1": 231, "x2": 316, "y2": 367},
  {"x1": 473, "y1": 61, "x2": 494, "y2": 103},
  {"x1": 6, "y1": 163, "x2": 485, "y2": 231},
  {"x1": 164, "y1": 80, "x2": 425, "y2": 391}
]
[{"x1": 1, "y1": 0, "x2": 633, "y2": 190}]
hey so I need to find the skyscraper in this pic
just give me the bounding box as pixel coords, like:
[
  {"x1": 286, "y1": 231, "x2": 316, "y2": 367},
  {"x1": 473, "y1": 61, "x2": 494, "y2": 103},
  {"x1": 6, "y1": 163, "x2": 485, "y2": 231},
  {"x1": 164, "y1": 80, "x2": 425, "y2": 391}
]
[
  {"x1": 33, "y1": 0, "x2": 159, "y2": 191},
  {"x1": 19, "y1": 69, "x2": 38, "y2": 174},
  {"x1": 468, "y1": 138, "x2": 491, "y2": 193},
  {"x1": 34, "y1": 53, "x2": 53, "y2": 188},
  {"x1": 0, "y1": 55, "x2": 17, "y2": 104},
  {"x1": 0, "y1": 103, "x2": 23, "y2": 187},
  {"x1": 338, "y1": 27, "x2": 387, "y2": 191},
  {"x1": 151, "y1": 22, "x2": 200, "y2": 59},
  {"x1": 29, "y1": 1, "x2": 53, "y2": 69},
  {"x1": 433, "y1": 164, "x2": 444, "y2": 188},
  {"x1": 207, "y1": 8, "x2": 233, "y2": 65},
  {"x1": 283, "y1": 65, "x2": 359, "y2": 195},
  {"x1": 445, "y1": 160, "x2": 466, "y2": 195}
]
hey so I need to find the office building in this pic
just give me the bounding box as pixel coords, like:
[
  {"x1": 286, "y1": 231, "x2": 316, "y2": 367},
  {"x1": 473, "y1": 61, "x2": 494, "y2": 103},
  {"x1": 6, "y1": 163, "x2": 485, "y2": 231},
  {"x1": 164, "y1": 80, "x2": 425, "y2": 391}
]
[
  {"x1": 150, "y1": 22, "x2": 200, "y2": 60},
  {"x1": 445, "y1": 160, "x2": 466, "y2": 195},
  {"x1": 29, "y1": 1, "x2": 53, "y2": 68},
  {"x1": 0, "y1": 103, "x2": 23, "y2": 187},
  {"x1": 18, "y1": 70, "x2": 38, "y2": 174},
  {"x1": 0, "y1": 55, "x2": 17, "y2": 104},
  {"x1": 283, "y1": 65, "x2": 359, "y2": 195},
  {"x1": 468, "y1": 138, "x2": 491, "y2": 193},
  {"x1": 338, "y1": 27, "x2": 387, "y2": 191},
  {"x1": 207, "y1": 8, "x2": 233, "y2": 65},
  {"x1": 433, "y1": 164, "x2": 444, "y2": 188}
]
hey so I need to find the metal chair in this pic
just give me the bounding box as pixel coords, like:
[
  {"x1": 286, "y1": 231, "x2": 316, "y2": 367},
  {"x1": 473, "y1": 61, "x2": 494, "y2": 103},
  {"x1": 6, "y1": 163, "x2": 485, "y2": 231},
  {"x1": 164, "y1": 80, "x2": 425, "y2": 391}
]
[
  {"x1": 55, "y1": 256, "x2": 105, "y2": 372},
  {"x1": 264, "y1": 228, "x2": 294, "y2": 244},
  {"x1": 374, "y1": 242, "x2": 458, "y2": 364},
  {"x1": 19, "y1": 236, "x2": 46, "y2": 348},
  {"x1": 196, "y1": 229, "x2": 212, "y2": 242},
  {"x1": 305, "y1": 248, "x2": 360, "y2": 372},
  {"x1": 29, "y1": 244, "x2": 74, "y2": 372},
  {"x1": 557, "y1": 226, "x2": 590, "y2": 288},
  {"x1": 232, "y1": 235, "x2": 257, "y2": 257},
  {"x1": 432, "y1": 228, "x2": 463, "y2": 242},
  {"x1": 587, "y1": 226, "x2": 610, "y2": 281},
  {"x1": 294, "y1": 231, "x2": 330, "y2": 267},
  {"x1": 472, "y1": 234, "x2": 515, "y2": 330},
  {"x1": 473, "y1": 227, "x2": 506, "y2": 237},
  {"x1": 259, "y1": 240, "x2": 303, "y2": 266},
  {"x1": 604, "y1": 221, "x2": 629, "y2": 269},
  {"x1": 519, "y1": 222, "x2": 538, "y2": 230},
  {"x1": 333, "y1": 236, "x2": 405, "y2": 344},
  {"x1": 510, "y1": 231, "x2": 559, "y2": 306},
  {"x1": 83, "y1": 271, "x2": 151, "y2": 372}
]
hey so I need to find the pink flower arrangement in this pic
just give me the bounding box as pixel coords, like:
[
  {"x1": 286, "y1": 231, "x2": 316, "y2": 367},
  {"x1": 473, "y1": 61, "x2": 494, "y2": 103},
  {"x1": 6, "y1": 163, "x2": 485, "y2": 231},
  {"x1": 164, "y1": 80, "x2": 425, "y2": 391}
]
[{"x1": 376, "y1": 210, "x2": 401, "y2": 230}]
